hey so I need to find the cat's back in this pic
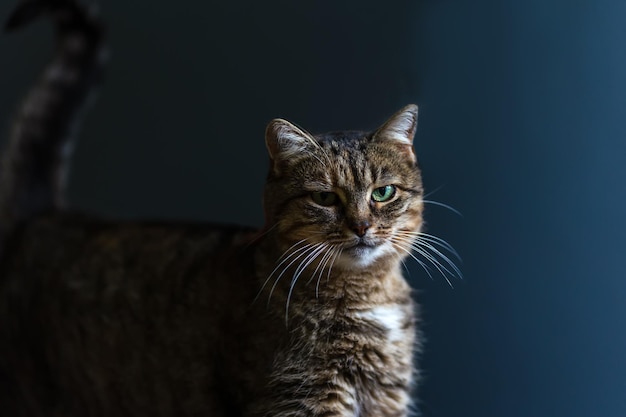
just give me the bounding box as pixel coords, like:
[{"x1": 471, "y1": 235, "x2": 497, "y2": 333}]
[
  {"x1": 0, "y1": 213, "x2": 257, "y2": 417},
  {"x1": 5, "y1": 212, "x2": 254, "y2": 270},
  {"x1": 1, "y1": 212, "x2": 258, "y2": 299}
]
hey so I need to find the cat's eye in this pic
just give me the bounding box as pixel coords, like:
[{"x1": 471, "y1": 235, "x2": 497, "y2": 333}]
[
  {"x1": 371, "y1": 185, "x2": 396, "y2": 202},
  {"x1": 311, "y1": 191, "x2": 338, "y2": 206}
]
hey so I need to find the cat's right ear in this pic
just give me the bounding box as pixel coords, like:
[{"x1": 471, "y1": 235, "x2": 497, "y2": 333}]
[
  {"x1": 265, "y1": 118, "x2": 317, "y2": 175},
  {"x1": 372, "y1": 104, "x2": 419, "y2": 163}
]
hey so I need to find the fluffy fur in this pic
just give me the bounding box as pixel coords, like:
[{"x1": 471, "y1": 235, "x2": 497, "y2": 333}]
[{"x1": 0, "y1": 1, "x2": 443, "y2": 416}]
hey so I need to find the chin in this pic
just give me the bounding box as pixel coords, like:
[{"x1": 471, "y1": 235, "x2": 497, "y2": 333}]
[{"x1": 335, "y1": 243, "x2": 396, "y2": 269}]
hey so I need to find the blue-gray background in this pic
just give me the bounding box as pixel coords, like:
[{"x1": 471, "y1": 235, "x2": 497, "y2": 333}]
[{"x1": 1, "y1": 1, "x2": 625, "y2": 416}]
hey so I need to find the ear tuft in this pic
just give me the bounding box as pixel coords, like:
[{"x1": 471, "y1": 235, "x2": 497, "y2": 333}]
[
  {"x1": 265, "y1": 118, "x2": 317, "y2": 172},
  {"x1": 373, "y1": 104, "x2": 418, "y2": 146}
]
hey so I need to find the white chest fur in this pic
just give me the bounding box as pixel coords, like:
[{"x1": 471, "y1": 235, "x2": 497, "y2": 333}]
[{"x1": 354, "y1": 305, "x2": 407, "y2": 343}]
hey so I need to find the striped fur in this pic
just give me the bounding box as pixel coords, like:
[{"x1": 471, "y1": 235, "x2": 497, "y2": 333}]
[{"x1": 0, "y1": 1, "x2": 430, "y2": 416}]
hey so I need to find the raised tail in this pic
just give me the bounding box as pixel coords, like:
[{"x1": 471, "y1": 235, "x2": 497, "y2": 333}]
[{"x1": 0, "y1": 0, "x2": 106, "y2": 250}]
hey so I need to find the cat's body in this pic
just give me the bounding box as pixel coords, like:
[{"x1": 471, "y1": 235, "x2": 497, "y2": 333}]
[
  {"x1": 0, "y1": 1, "x2": 429, "y2": 416},
  {"x1": 2, "y1": 213, "x2": 416, "y2": 417}
]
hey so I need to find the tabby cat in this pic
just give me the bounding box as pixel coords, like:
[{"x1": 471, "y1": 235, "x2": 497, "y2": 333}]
[{"x1": 0, "y1": 0, "x2": 451, "y2": 416}]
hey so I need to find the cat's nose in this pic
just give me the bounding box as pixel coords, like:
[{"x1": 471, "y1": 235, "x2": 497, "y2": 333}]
[{"x1": 350, "y1": 220, "x2": 372, "y2": 237}]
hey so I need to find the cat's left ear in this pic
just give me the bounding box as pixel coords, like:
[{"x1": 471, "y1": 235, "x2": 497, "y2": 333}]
[{"x1": 372, "y1": 104, "x2": 418, "y2": 161}]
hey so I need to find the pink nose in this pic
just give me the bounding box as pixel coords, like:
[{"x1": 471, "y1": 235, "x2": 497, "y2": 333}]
[{"x1": 350, "y1": 220, "x2": 371, "y2": 237}]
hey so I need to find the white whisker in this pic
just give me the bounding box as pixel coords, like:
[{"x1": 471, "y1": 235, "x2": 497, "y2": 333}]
[
  {"x1": 285, "y1": 243, "x2": 327, "y2": 325},
  {"x1": 396, "y1": 231, "x2": 461, "y2": 261},
  {"x1": 267, "y1": 243, "x2": 318, "y2": 307},
  {"x1": 422, "y1": 199, "x2": 462, "y2": 217},
  {"x1": 315, "y1": 246, "x2": 338, "y2": 298},
  {"x1": 407, "y1": 242, "x2": 455, "y2": 287},
  {"x1": 306, "y1": 150, "x2": 329, "y2": 169},
  {"x1": 244, "y1": 222, "x2": 279, "y2": 249},
  {"x1": 418, "y1": 233, "x2": 462, "y2": 261},
  {"x1": 392, "y1": 231, "x2": 461, "y2": 287},
  {"x1": 307, "y1": 244, "x2": 333, "y2": 286},
  {"x1": 413, "y1": 239, "x2": 463, "y2": 279},
  {"x1": 326, "y1": 247, "x2": 343, "y2": 284},
  {"x1": 253, "y1": 239, "x2": 309, "y2": 304},
  {"x1": 423, "y1": 184, "x2": 444, "y2": 199},
  {"x1": 399, "y1": 254, "x2": 410, "y2": 275},
  {"x1": 292, "y1": 243, "x2": 326, "y2": 281},
  {"x1": 390, "y1": 240, "x2": 434, "y2": 281}
]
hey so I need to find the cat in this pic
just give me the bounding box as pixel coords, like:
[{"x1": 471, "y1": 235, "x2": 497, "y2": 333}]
[{"x1": 0, "y1": 0, "x2": 450, "y2": 416}]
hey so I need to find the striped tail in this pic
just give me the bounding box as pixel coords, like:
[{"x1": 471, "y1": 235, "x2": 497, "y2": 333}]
[{"x1": 0, "y1": 0, "x2": 106, "y2": 253}]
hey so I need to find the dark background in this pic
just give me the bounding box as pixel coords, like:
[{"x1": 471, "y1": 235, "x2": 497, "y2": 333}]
[{"x1": 1, "y1": 1, "x2": 626, "y2": 416}]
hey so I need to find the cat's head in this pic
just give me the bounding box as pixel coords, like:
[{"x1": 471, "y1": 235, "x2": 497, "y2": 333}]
[{"x1": 263, "y1": 105, "x2": 423, "y2": 269}]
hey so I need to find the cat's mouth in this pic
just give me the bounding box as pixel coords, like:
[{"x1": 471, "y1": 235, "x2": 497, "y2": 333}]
[
  {"x1": 350, "y1": 240, "x2": 375, "y2": 248},
  {"x1": 335, "y1": 237, "x2": 391, "y2": 267},
  {"x1": 344, "y1": 239, "x2": 377, "y2": 254}
]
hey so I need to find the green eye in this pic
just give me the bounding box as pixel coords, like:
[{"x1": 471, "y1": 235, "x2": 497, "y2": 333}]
[
  {"x1": 371, "y1": 185, "x2": 396, "y2": 202},
  {"x1": 311, "y1": 191, "x2": 338, "y2": 206}
]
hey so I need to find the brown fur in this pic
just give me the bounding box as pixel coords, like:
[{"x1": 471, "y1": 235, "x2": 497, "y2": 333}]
[{"x1": 0, "y1": 1, "x2": 429, "y2": 416}]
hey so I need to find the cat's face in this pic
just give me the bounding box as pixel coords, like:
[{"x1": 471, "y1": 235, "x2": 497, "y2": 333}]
[{"x1": 264, "y1": 105, "x2": 423, "y2": 270}]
